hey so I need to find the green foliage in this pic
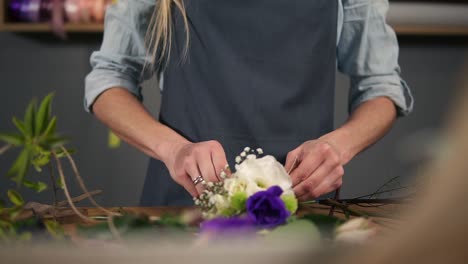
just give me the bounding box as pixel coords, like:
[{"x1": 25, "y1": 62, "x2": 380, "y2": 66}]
[
  {"x1": 0, "y1": 133, "x2": 24, "y2": 146},
  {"x1": 281, "y1": 194, "x2": 298, "y2": 214},
  {"x1": 0, "y1": 94, "x2": 71, "y2": 243},
  {"x1": 108, "y1": 131, "x2": 121, "y2": 148},
  {"x1": 22, "y1": 180, "x2": 48, "y2": 193},
  {"x1": 44, "y1": 220, "x2": 64, "y2": 239},
  {"x1": 7, "y1": 189, "x2": 24, "y2": 206},
  {"x1": 230, "y1": 191, "x2": 248, "y2": 212},
  {"x1": 0, "y1": 93, "x2": 69, "y2": 188}
]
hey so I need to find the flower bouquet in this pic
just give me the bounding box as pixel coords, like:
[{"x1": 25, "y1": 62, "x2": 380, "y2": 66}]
[{"x1": 192, "y1": 148, "x2": 377, "y2": 243}]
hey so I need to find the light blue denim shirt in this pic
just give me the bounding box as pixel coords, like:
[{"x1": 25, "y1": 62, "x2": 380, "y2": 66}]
[{"x1": 85, "y1": 0, "x2": 414, "y2": 116}]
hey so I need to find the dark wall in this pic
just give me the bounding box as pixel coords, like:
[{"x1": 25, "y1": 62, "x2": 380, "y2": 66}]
[{"x1": 0, "y1": 32, "x2": 466, "y2": 206}]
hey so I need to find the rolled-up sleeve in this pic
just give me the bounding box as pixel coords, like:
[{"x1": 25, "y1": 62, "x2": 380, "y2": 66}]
[
  {"x1": 84, "y1": 0, "x2": 155, "y2": 112},
  {"x1": 337, "y1": 0, "x2": 414, "y2": 116}
]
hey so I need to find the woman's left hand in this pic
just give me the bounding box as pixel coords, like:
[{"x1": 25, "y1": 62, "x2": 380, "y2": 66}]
[{"x1": 285, "y1": 140, "x2": 344, "y2": 201}]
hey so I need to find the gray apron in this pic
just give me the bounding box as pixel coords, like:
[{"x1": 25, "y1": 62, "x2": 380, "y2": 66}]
[{"x1": 141, "y1": 0, "x2": 338, "y2": 206}]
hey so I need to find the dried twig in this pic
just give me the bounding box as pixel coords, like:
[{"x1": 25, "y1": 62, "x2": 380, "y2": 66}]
[
  {"x1": 49, "y1": 163, "x2": 58, "y2": 210},
  {"x1": 328, "y1": 187, "x2": 341, "y2": 216},
  {"x1": 107, "y1": 215, "x2": 123, "y2": 242},
  {"x1": 56, "y1": 190, "x2": 103, "y2": 207},
  {"x1": 60, "y1": 146, "x2": 120, "y2": 217},
  {"x1": 52, "y1": 151, "x2": 97, "y2": 224},
  {"x1": 0, "y1": 144, "x2": 12, "y2": 155}
]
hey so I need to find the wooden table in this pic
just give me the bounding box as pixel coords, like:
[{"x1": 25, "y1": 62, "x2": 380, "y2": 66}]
[{"x1": 55, "y1": 201, "x2": 406, "y2": 234}]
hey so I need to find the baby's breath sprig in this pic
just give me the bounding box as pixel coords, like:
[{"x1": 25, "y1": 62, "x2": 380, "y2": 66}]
[
  {"x1": 194, "y1": 147, "x2": 264, "y2": 218},
  {"x1": 193, "y1": 180, "x2": 226, "y2": 213},
  {"x1": 235, "y1": 147, "x2": 264, "y2": 165}
]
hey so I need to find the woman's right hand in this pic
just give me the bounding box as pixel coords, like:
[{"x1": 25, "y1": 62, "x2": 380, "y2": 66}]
[{"x1": 162, "y1": 140, "x2": 229, "y2": 197}]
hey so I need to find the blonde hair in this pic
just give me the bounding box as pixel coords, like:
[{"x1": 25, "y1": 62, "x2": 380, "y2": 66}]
[{"x1": 145, "y1": 0, "x2": 190, "y2": 72}]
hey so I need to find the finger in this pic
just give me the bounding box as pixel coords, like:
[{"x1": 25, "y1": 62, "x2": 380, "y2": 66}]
[
  {"x1": 290, "y1": 152, "x2": 325, "y2": 187},
  {"x1": 211, "y1": 147, "x2": 229, "y2": 179},
  {"x1": 195, "y1": 147, "x2": 219, "y2": 183},
  {"x1": 285, "y1": 147, "x2": 302, "y2": 173},
  {"x1": 297, "y1": 168, "x2": 344, "y2": 201},
  {"x1": 310, "y1": 167, "x2": 344, "y2": 198},
  {"x1": 293, "y1": 157, "x2": 338, "y2": 197},
  {"x1": 185, "y1": 159, "x2": 205, "y2": 196},
  {"x1": 174, "y1": 170, "x2": 198, "y2": 197}
]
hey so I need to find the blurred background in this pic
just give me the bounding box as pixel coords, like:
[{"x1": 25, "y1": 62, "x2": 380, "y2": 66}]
[{"x1": 0, "y1": 0, "x2": 467, "y2": 206}]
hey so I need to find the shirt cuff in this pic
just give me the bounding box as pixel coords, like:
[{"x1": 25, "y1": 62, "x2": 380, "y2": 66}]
[
  {"x1": 349, "y1": 78, "x2": 414, "y2": 117},
  {"x1": 84, "y1": 69, "x2": 143, "y2": 113}
]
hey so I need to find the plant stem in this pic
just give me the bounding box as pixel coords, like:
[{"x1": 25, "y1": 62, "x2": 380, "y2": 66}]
[
  {"x1": 56, "y1": 190, "x2": 103, "y2": 207},
  {"x1": 107, "y1": 215, "x2": 123, "y2": 242},
  {"x1": 329, "y1": 187, "x2": 341, "y2": 217},
  {"x1": 52, "y1": 151, "x2": 97, "y2": 224},
  {"x1": 0, "y1": 144, "x2": 12, "y2": 155},
  {"x1": 49, "y1": 163, "x2": 58, "y2": 208},
  {"x1": 60, "y1": 146, "x2": 120, "y2": 217},
  {"x1": 324, "y1": 199, "x2": 369, "y2": 218}
]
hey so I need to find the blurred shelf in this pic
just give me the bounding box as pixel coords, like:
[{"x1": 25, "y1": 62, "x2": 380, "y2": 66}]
[
  {"x1": 0, "y1": 23, "x2": 104, "y2": 32},
  {"x1": 1, "y1": 22, "x2": 467, "y2": 36}
]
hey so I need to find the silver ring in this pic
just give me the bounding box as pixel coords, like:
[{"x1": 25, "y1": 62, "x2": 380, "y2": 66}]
[{"x1": 192, "y1": 175, "x2": 204, "y2": 186}]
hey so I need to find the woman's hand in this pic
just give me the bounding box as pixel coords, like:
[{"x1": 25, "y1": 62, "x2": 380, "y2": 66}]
[
  {"x1": 285, "y1": 140, "x2": 344, "y2": 201},
  {"x1": 162, "y1": 140, "x2": 229, "y2": 197}
]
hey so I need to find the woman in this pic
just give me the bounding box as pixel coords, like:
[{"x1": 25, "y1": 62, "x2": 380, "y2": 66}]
[{"x1": 85, "y1": 0, "x2": 413, "y2": 206}]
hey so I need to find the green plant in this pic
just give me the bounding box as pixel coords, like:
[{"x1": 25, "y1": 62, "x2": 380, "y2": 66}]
[{"x1": 0, "y1": 94, "x2": 115, "y2": 242}]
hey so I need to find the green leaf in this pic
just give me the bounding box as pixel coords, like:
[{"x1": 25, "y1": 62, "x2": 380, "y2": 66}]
[
  {"x1": 44, "y1": 220, "x2": 64, "y2": 239},
  {"x1": 43, "y1": 136, "x2": 68, "y2": 149},
  {"x1": 42, "y1": 116, "x2": 57, "y2": 138},
  {"x1": 7, "y1": 148, "x2": 31, "y2": 186},
  {"x1": 31, "y1": 151, "x2": 51, "y2": 172},
  {"x1": 12, "y1": 117, "x2": 27, "y2": 136},
  {"x1": 108, "y1": 130, "x2": 121, "y2": 148},
  {"x1": 9, "y1": 206, "x2": 23, "y2": 220},
  {"x1": 54, "y1": 148, "x2": 75, "y2": 158},
  {"x1": 55, "y1": 177, "x2": 64, "y2": 189},
  {"x1": 7, "y1": 190, "x2": 24, "y2": 206},
  {"x1": 23, "y1": 180, "x2": 48, "y2": 193},
  {"x1": 24, "y1": 99, "x2": 37, "y2": 137},
  {"x1": 0, "y1": 133, "x2": 24, "y2": 146},
  {"x1": 35, "y1": 94, "x2": 54, "y2": 135}
]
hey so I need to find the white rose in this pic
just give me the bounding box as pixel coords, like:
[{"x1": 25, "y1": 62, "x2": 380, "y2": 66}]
[{"x1": 233, "y1": 155, "x2": 293, "y2": 195}]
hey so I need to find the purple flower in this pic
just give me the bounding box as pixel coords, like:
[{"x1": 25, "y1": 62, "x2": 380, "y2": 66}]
[
  {"x1": 200, "y1": 217, "x2": 256, "y2": 235},
  {"x1": 246, "y1": 186, "x2": 290, "y2": 228}
]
